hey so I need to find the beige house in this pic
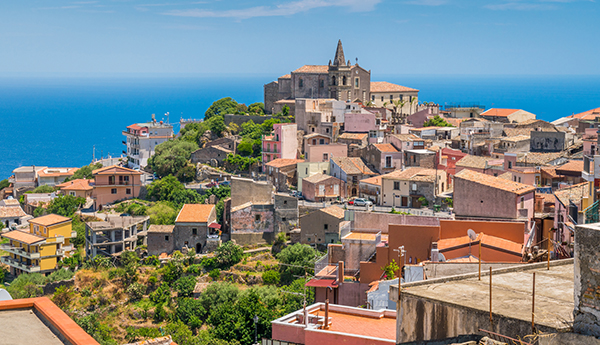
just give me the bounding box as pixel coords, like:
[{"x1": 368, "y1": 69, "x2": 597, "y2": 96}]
[
  {"x1": 380, "y1": 167, "x2": 446, "y2": 208},
  {"x1": 57, "y1": 179, "x2": 94, "y2": 199},
  {"x1": 369, "y1": 81, "x2": 419, "y2": 114},
  {"x1": 480, "y1": 108, "x2": 535, "y2": 123}
]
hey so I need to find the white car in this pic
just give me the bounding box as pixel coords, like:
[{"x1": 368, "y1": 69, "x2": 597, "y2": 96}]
[{"x1": 353, "y1": 198, "x2": 373, "y2": 206}]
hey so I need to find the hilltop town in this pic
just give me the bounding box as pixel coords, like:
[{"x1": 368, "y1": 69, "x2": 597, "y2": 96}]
[{"x1": 2, "y1": 41, "x2": 600, "y2": 345}]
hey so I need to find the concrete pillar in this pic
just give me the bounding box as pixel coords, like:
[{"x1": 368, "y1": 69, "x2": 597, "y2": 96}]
[{"x1": 574, "y1": 223, "x2": 600, "y2": 337}]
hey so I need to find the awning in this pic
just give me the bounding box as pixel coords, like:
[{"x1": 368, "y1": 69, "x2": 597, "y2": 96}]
[
  {"x1": 305, "y1": 279, "x2": 338, "y2": 288},
  {"x1": 208, "y1": 222, "x2": 221, "y2": 229}
]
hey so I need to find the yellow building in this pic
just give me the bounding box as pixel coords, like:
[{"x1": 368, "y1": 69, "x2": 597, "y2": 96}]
[{"x1": 0, "y1": 214, "x2": 76, "y2": 276}]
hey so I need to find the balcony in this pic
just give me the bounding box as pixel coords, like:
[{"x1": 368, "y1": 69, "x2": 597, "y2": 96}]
[
  {"x1": 0, "y1": 256, "x2": 41, "y2": 273},
  {"x1": 94, "y1": 181, "x2": 133, "y2": 187},
  {"x1": 262, "y1": 148, "x2": 280, "y2": 154},
  {"x1": 0, "y1": 244, "x2": 41, "y2": 259},
  {"x1": 69, "y1": 231, "x2": 77, "y2": 238},
  {"x1": 46, "y1": 236, "x2": 65, "y2": 244},
  {"x1": 61, "y1": 244, "x2": 74, "y2": 252}
]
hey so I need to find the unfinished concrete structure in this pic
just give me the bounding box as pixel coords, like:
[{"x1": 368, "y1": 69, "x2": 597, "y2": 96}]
[{"x1": 84, "y1": 215, "x2": 149, "y2": 257}]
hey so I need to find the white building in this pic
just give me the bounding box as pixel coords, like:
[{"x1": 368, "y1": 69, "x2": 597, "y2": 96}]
[{"x1": 123, "y1": 117, "x2": 173, "y2": 169}]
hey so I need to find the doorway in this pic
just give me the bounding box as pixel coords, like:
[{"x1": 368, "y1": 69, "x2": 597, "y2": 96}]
[{"x1": 196, "y1": 243, "x2": 202, "y2": 254}]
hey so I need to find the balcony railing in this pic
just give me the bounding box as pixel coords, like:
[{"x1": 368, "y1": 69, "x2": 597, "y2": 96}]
[
  {"x1": 46, "y1": 236, "x2": 65, "y2": 244},
  {"x1": 0, "y1": 244, "x2": 41, "y2": 259},
  {"x1": 0, "y1": 256, "x2": 41, "y2": 273},
  {"x1": 94, "y1": 181, "x2": 133, "y2": 186}
]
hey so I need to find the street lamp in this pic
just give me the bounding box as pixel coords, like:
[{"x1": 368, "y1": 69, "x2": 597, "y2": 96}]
[{"x1": 393, "y1": 246, "x2": 406, "y2": 278}]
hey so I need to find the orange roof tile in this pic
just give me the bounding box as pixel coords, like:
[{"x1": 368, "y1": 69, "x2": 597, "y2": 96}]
[
  {"x1": 370, "y1": 81, "x2": 418, "y2": 93},
  {"x1": 293, "y1": 65, "x2": 328, "y2": 73},
  {"x1": 309, "y1": 308, "x2": 396, "y2": 341},
  {"x1": 338, "y1": 132, "x2": 368, "y2": 140},
  {"x1": 481, "y1": 108, "x2": 521, "y2": 117},
  {"x1": 455, "y1": 169, "x2": 536, "y2": 195},
  {"x1": 381, "y1": 167, "x2": 438, "y2": 182},
  {"x1": 279, "y1": 74, "x2": 291, "y2": 79},
  {"x1": 0, "y1": 206, "x2": 26, "y2": 218},
  {"x1": 92, "y1": 165, "x2": 142, "y2": 175},
  {"x1": 555, "y1": 160, "x2": 584, "y2": 173},
  {"x1": 265, "y1": 158, "x2": 305, "y2": 168},
  {"x1": 540, "y1": 166, "x2": 559, "y2": 179},
  {"x1": 2, "y1": 229, "x2": 46, "y2": 245},
  {"x1": 331, "y1": 157, "x2": 377, "y2": 175},
  {"x1": 438, "y1": 233, "x2": 522, "y2": 255},
  {"x1": 359, "y1": 175, "x2": 382, "y2": 187},
  {"x1": 37, "y1": 167, "x2": 78, "y2": 177},
  {"x1": 568, "y1": 107, "x2": 600, "y2": 120},
  {"x1": 29, "y1": 213, "x2": 72, "y2": 227},
  {"x1": 320, "y1": 205, "x2": 345, "y2": 219},
  {"x1": 176, "y1": 204, "x2": 215, "y2": 223},
  {"x1": 373, "y1": 143, "x2": 398, "y2": 152},
  {"x1": 57, "y1": 178, "x2": 93, "y2": 191},
  {"x1": 554, "y1": 182, "x2": 589, "y2": 207}
]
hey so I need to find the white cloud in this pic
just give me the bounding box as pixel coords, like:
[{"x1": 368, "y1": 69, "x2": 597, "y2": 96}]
[{"x1": 162, "y1": 0, "x2": 381, "y2": 19}]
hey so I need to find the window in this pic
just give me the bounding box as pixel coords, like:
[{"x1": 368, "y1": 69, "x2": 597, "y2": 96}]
[
  {"x1": 123, "y1": 176, "x2": 130, "y2": 182},
  {"x1": 513, "y1": 176, "x2": 517, "y2": 182},
  {"x1": 255, "y1": 214, "x2": 261, "y2": 221},
  {"x1": 381, "y1": 96, "x2": 384, "y2": 102},
  {"x1": 111, "y1": 188, "x2": 117, "y2": 194},
  {"x1": 320, "y1": 80, "x2": 324, "y2": 88},
  {"x1": 284, "y1": 200, "x2": 287, "y2": 205},
  {"x1": 323, "y1": 153, "x2": 328, "y2": 161},
  {"x1": 518, "y1": 177, "x2": 522, "y2": 183},
  {"x1": 342, "y1": 76, "x2": 346, "y2": 85},
  {"x1": 399, "y1": 95, "x2": 403, "y2": 101},
  {"x1": 165, "y1": 235, "x2": 169, "y2": 241},
  {"x1": 332, "y1": 76, "x2": 336, "y2": 86},
  {"x1": 190, "y1": 228, "x2": 197, "y2": 235},
  {"x1": 326, "y1": 128, "x2": 330, "y2": 134},
  {"x1": 355, "y1": 77, "x2": 359, "y2": 88},
  {"x1": 324, "y1": 224, "x2": 328, "y2": 230},
  {"x1": 372, "y1": 95, "x2": 375, "y2": 101},
  {"x1": 508, "y1": 161, "x2": 513, "y2": 169},
  {"x1": 319, "y1": 139, "x2": 325, "y2": 145},
  {"x1": 390, "y1": 95, "x2": 394, "y2": 100},
  {"x1": 307, "y1": 237, "x2": 311, "y2": 242},
  {"x1": 305, "y1": 167, "x2": 308, "y2": 174},
  {"x1": 441, "y1": 182, "x2": 445, "y2": 191},
  {"x1": 69, "y1": 191, "x2": 75, "y2": 196},
  {"x1": 386, "y1": 156, "x2": 392, "y2": 168},
  {"x1": 126, "y1": 188, "x2": 131, "y2": 195},
  {"x1": 412, "y1": 183, "x2": 417, "y2": 191},
  {"x1": 520, "y1": 196, "x2": 525, "y2": 209},
  {"x1": 299, "y1": 78, "x2": 304, "y2": 88},
  {"x1": 109, "y1": 176, "x2": 115, "y2": 185},
  {"x1": 394, "y1": 181, "x2": 400, "y2": 190},
  {"x1": 312, "y1": 139, "x2": 317, "y2": 145},
  {"x1": 282, "y1": 217, "x2": 286, "y2": 222}
]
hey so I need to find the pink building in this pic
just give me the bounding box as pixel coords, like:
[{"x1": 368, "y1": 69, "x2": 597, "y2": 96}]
[
  {"x1": 583, "y1": 128, "x2": 598, "y2": 156},
  {"x1": 270, "y1": 302, "x2": 396, "y2": 345},
  {"x1": 306, "y1": 143, "x2": 348, "y2": 163},
  {"x1": 345, "y1": 111, "x2": 387, "y2": 143},
  {"x1": 262, "y1": 123, "x2": 298, "y2": 165},
  {"x1": 92, "y1": 165, "x2": 142, "y2": 209}
]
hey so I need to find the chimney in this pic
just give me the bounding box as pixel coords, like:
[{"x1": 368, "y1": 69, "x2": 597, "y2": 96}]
[
  {"x1": 431, "y1": 242, "x2": 439, "y2": 262},
  {"x1": 323, "y1": 299, "x2": 330, "y2": 330},
  {"x1": 337, "y1": 261, "x2": 344, "y2": 285}
]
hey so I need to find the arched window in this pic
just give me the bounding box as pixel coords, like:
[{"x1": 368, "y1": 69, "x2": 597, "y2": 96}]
[
  {"x1": 299, "y1": 78, "x2": 304, "y2": 88},
  {"x1": 342, "y1": 76, "x2": 347, "y2": 85},
  {"x1": 332, "y1": 76, "x2": 336, "y2": 86}
]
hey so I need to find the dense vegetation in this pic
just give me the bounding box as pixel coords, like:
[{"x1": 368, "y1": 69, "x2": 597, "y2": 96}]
[{"x1": 423, "y1": 115, "x2": 453, "y2": 127}]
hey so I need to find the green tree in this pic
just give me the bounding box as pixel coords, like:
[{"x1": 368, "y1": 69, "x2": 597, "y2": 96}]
[
  {"x1": 65, "y1": 163, "x2": 103, "y2": 182},
  {"x1": 239, "y1": 120, "x2": 263, "y2": 140},
  {"x1": 277, "y1": 244, "x2": 319, "y2": 284},
  {"x1": 262, "y1": 270, "x2": 280, "y2": 285},
  {"x1": 146, "y1": 175, "x2": 200, "y2": 206},
  {"x1": 6, "y1": 273, "x2": 46, "y2": 299},
  {"x1": 247, "y1": 102, "x2": 265, "y2": 115},
  {"x1": 382, "y1": 259, "x2": 400, "y2": 280},
  {"x1": 205, "y1": 97, "x2": 238, "y2": 120},
  {"x1": 198, "y1": 282, "x2": 239, "y2": 317},
  {"x1": 237, "y1": 139, "x2": 254, "y2": 157},
  {"x1": 281, "y1": 104, "x2": 290, "y2": 116},
  {"x1": 162, "y1": 261, "x2": 184, "y2": 285},
  {"x1": 423, "y1": 115, "x2": 453, "y2": 127},
  {"x1": 175, "y1": 298, "x2": 204, "y2": 330},
  {"x1": 147, "y1": 201, "x2": 178, "y2": 225},
  {"x1": 149, "y1": 282, "x2": 171, "y2": 305},
  {"x1": 148, "y1": 140, "x2": 198, "y2": 179},
  {"x1": 214, "y1": 241, "x2": 243, "y2": 269},
  {"x1": 281, "y1": 278, "x2": 315, "y2": 314},
  {"x1": 32, "y1": 185, "x2": 55, "y2": 193},
  {"x1": 206, "y1": 115, "x2": 227, "y2": 137},
  {"x1": 174, "y1": 275, "x2": 197, "y2": 298},
  {"x1": 176, "y1": 164, "x2": 197, "y2": 183},
  {"x1": 46, "y1": 195, "x2": 86, "y2": 217},
  {"x1": 0, "y1": 179, "x2": 10, "y2": 190}
]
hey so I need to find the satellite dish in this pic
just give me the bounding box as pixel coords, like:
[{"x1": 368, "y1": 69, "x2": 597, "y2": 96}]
[
  {"x1": 467, "y1": 229, "x2": 477, "y2": 241},
  {"x1": 438, "y1": 253, "x2": 446, "y2": 262},
  {"x1": 0, "y1": 289, "x2": 13, "y2": 301}
]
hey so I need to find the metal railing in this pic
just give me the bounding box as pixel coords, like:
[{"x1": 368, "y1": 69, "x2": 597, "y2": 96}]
[
  {"x1": 478, "y1": 329, "x2": 533, "y2": 345},
  {"x1": 0, "y1": 245, "x2": 41, "y2": 259},
  {"x1": 0, "y1": 256, "x2": 41, "y2": 273}
]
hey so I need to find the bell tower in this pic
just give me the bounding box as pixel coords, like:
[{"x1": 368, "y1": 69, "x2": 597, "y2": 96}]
[{"x1": 328, "y1": 40, "x2": 352, "y2": 101}]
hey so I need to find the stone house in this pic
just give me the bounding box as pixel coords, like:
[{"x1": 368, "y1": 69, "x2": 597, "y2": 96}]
[
  {"x1": 294, "y1": 98, "x2": 347, "y2": 137},
  {"x1": 454, "y1": 169, "x2": 536, "y2": 222},
  {"x1": 330, "y1": 157, "x2": 377, "y2": 197},
  {"x1": 404, "y1": 149, "x2": 436, "y2": 169},
  {"x1": 337, "y1": 132, "x2": 368, "y2": 157},
  {"x1": 480, "y1": 108, "x2": 536, "y2": 123},
  {"x1": 264, "y1": 158, "x2": 305, "y2": 192},
  {"x1": 530, "y1": 130, "x2": 570, "y2": 153},
  {"x1": 301, "y1": 173, "x2": 346, "y2": 202},
  {"x1": 146, "y1": 225, "x2": 175, "y2": 256},
  {"x1": 363, "y1": 143, "x2": 402, "y2": 174},
  {"x1": 369, "y1": 81, "x2": 419, "y2": 113},
  {"x1": 380, "y1": 167, "x2": 446, "y2": 208},
  {"x1": 299, "y1": 205, "x2": 350, "y2": 249},
  {"x1": 190, "y1": 145, "x2": 233, "y2": 166},
  {"x1": 0, "y1": 204, "x2": 27, "y2": 229},
  {"x1": 495, "y1": 135, "x2": 531, "y2": 153}
]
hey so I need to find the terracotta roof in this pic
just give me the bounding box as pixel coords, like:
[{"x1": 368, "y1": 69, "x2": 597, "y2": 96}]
[
  {"x1": 381, "y1": 167, "x2": 438, "y2": 182},
  {"x1": 554, "y1": 182, "x2": 589, "y2": 207},
  {"x1": 455, "y1": 155, "x2": 492, "y2": 170},
  {"x1": 338, "y1": 132, "x2": 368, "y2": 140},
  {"x1": 304, "y1": 133, "x2": 330, "y2": 140},
  {"x1": 0, "y1": 206, "x2": 27, "y2": 218},
  {"x1": 503, "y1": 128, "x2": 533, "y2": 137},
  {"x1": 568, "y1": 107, "x2": 600, "y2": 120},
  {"x1": 390, "y1": 133, "x2": 421, "y2": 142},
  {"x1": 455, "y1": 169, "x2": 536, "y2": 195},
  {"x1": 540, "y1": 166, "x2": 559, "y2": 179},
  {"x1": 37, "y1": 167, "x2": 78, "y2": 177},
  {"x1": 445, "y1": 118, "x2": 467, "y2": 127},
  {"x1": 2, "y1": 230, "x2": 46, "y2": 245},
  {"x1": 57, "y1": 179, "x2": 93, "y2": 191},
  {"x1": 344, "y1": 232, "x2": 379, "y2": 241},
  {"x1": 265, "y1": 158, "x2": 304, "y2": 168},
  {"x1": 148, "y1": 225, "x2": 175, "y2": 233},
  {"x1": 320, "y1": 205, "x2": 345, "y2": 219},
  {"x1": 308, "y1": 308, "x2": 396, "y2": 341},
  {"x1": 1, "y1": 199, "x2": 20, "y2": 206},
  {"x1": 555, "y1": 160, "x2": 584, "y2": 173},
  {"x1": 279, "y1": 74, "x2": 291, "y2": 79},
  {"x1": 293, "y1": 65, "x2": 328, "y2": 73},
  {"x1": 370, "y1": 81, "x2": 418, "y2": 93},
  {"x1": 303, "y1": 173, "x2": 338, "y2": 184},
  {"x1": 92, "y1": 165, "x2": 142, "y2": 175},
  {"x1": 517, "y1": 152, "x2": 564, "y2": 166},
  {"x1": 29, "y1": 213, "x2": 71, "y2": 226},
  {"x1": 481, "y1": 108, "x2": 521, "y2": 117},
  {"x1": 359, "y1": 175, "x2": 382, "y2": 187},
  {"x1": 372, "y1": 143, "x2": 398, "y2": 152},
  {"x1": 331, "y1": 157, "x2": 376, "y2": 175},
  {"x1": 502, "y1": 135, "x2": 530, "y2": 142},
  {"x1": 438, "y1": 233, "x2": 522, "y2": 256},
  {"x1": 176, "y1": 204, "x2": 215, "y2": 223}
]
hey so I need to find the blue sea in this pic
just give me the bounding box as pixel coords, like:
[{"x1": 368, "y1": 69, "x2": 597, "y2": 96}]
[{"x1": 1, "y1": 74, "x2": 599, "y2": 179}]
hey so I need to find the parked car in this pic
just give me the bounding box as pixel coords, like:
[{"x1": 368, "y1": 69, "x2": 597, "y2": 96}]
[
  {"x1": 347, "y1": 199, "x2": 355, "y2": 205},
  {"x1": 353, "y1": 198, "x2": 373, "y2": 206},
  {"x1": 219, "y1": 181, "x2": 230, "y2": 187},
  {"x1": 206, "y1": 181, "x2": 218, "y2": 188}
]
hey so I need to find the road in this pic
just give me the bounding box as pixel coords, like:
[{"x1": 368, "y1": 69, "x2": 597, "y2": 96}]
[{"x1": 298, "y1": 200, "x2": 453, "y2": 218}]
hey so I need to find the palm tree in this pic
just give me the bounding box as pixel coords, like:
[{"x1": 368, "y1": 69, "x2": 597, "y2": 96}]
[{"x1": 392, "y1": 99, "x2": 407, "y2": 124}]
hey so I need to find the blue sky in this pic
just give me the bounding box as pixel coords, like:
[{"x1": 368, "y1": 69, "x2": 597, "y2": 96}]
[{"x1": 1, "y1": 0, "x2": 598, "y2": 76}]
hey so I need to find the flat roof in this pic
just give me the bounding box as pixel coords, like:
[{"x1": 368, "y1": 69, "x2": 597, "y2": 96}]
[
  {"x1": 395, "y1": 260, "x2": 574, "y2": 330},
  {"x1": 0, "y1": 309, "x2": 65, "y2": 345}
]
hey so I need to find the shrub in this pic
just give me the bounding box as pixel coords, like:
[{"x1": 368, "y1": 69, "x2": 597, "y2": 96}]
[
  {"x1": 127, "y1": 282, "x2": 145, "y2": 301},
  {"x1": 144, "y1": 255, "x2": 160, "y2": 266},
  {"x1": 418, "y1": 196, "x2": 429, "y2": 207},
  {"x1": 382, "y1": 259, "x2": 400, "y2": 280},
  {"x1": 53, "y1": 285, "x2": 73, "y2": 309},
  {"x1": 174, "y1": 275, "x2": 196, "y2": 298},
  {"x1": 262, "y1": 270, "x2": 280, "y2": 285},
  {"x1": 214, "y1": 241, "x2": 244, "y2": 269},
  {"x1": 209, "y1": 269, "x2": 220, "y2": 281},
  {"x1": 162, "y1": 261, "x2": 183, "y2": 285},
  {"x1": 46, "y1": 268, "x2": 75, "y2": 283},
  {"x1": 186, "y1": 264, "x2": 203, "y2": 276},
  {"x1": 6, "y1": 273, "x2": 46, "y2": 299},
  {"x1": 149, "y1": 282, "x2": 171, "y2": 305}
]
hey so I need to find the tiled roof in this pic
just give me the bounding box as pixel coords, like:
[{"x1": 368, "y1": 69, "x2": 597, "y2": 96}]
[
  {"x1": 555, "y1": 160, "x2": 584, "y2": 173},
  {"x1": 381, "y1": 167, "x2": 438, "y2": 182},
  {"x1": 293, "y1": 65, "x2": 328, "y2": 73},
  {"x1": 29, "y1": 213, "x2": 71, "y2": 226},
  {"x1": 455, "y1": 155, "x2": 491, "y2": 170},
  {"x1": 303, "y1": 173, "x2": 337, "y2": 184},
  {"x1": 372, "y1": 143, "x2": 398, "y2": 152},
  {"x1": 320, "y1": 205, "x2": 345, "y2": 219},
  {"x1": 503, "y1": 128, "x2": 533, "y2": 137},
  {"x1": 540, "y1": 166, "x2": 559, "y2": 179},
  {"x1": 2, "y1": 230, "x2": 46, "y2": 245},
  {"x1": 57, "y1": 179, "x2": 93, "y2": 191},
  {"x1": 304, "y1": 133, "x2": 330, "y2": 140},
  {"x1": 390, "y1": 133, "x2": 421, "y2": 142},
  {"x1": 148, "y1": 225, "x2": 175, "y2": 233},
  {"x1": 445, "y1": 118, "x2": 467, "y2": 127},
  {"x1": 481, "y1": 108, "x2": 521, "y2": 117},
  {"x1": 517, "y1": 152, "x2": 564, "y2": 166},
  {"x1": 0, "y1": 206, "x2": 27, "y2": 218},
  {"x1": 265, "y1": 158, "x2": 305, "y2": 168},
  {"x1": 554, "y1": 182, "x2": 589, "y2": 207},
  {"x1": 37, "y1": 167, "x2": 78, "y2": 177},
  {"x1": 279, "y1": 74, "x2": 291, "y2": 79},
  {"x1": 568, "y1": 107, "x2": 600, "y2": 120},
  {"x1": 438, "y1": 233, "x2": 522, "y2": 255},
  {"x1": 370, "y1": 81, "x2": 418, "y2": 93},
  {"x1": 338, "y1": 132, "x2": 367, "y2": 140},
  {"x1": 502, "y1": 135, "x2": 530, "y2": 142},
  {"x1": 1, "y1": 199, "x2": 20, "y2": 206},
  {"x1": 455, "y1": 169, "x2": 536, "y2": 195},
  {"x1": 331, "y1": 157, "x2": 376, "y2": 175},
  {"x1": 92, "y1": 165, "x2": 142, "y2": 175},
  {"x1": 176, "y1": 204, "x2": 215, "y2": 223},
  {"x1": 359, "y1": 175, "x2": 382, "y2": 187}
]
